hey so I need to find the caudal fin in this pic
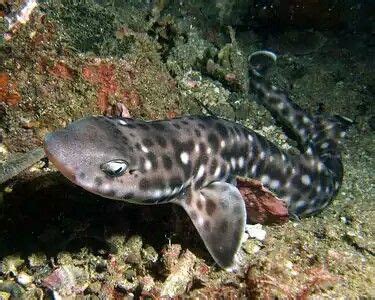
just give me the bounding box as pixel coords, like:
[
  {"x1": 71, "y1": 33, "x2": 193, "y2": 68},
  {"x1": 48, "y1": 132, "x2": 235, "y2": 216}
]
[
  {"x1": 248, "y1": 51, "x2": 352, "y2": 160},
  {"x1": 248, "y1": 50, "x2": 352, "y2": 206},
  {"x1": 307, "y1": 115, "x2": 353, "y2": 188}
]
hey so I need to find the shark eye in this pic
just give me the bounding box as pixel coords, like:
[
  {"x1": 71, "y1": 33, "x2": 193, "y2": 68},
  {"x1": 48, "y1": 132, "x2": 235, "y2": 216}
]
[{"x1": 100, "y1": 159, "x2": 128, "y2": 177}]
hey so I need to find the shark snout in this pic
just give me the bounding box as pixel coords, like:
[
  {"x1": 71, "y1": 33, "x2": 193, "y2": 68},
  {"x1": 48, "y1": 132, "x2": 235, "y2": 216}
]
[{"x1": 44, "y1": 130, "x2": 77, "y2": 183}]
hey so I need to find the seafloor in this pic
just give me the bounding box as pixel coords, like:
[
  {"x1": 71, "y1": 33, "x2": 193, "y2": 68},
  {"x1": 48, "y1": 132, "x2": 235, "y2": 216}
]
[{"x1": 0, "y1": 1, "x2": 374, "y2": 298}]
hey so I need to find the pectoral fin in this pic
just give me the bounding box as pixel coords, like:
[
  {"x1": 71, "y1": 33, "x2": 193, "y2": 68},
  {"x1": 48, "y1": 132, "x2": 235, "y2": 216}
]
[{"x1": 173, "y1": 182, "x2": 246, "y2": 269}]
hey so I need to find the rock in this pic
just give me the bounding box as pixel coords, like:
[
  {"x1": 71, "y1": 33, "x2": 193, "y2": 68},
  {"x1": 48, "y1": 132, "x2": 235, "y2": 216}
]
[
  {"x1": 16, "y1": 272, "x2": 33, "y2": 286},
  {"x1": 42, "y1": 265, "x2": 89, "y2": 297},
  {"x1": 0, "y1": 147, "x2": 45, "y2": 184},
  {"x1": 85, "y1": 281, "x2": 101, "y2": 294},
  {"x1": 139, "y1": 275, "x2": 155, "y2": 293},
  {"x1": 0, "y1": 281, "x2": 25, "y2": 298},
  {"x1": 245, "y1": 224, "x2": 267, "y2": 241},
  {"x1": 0, "y1": 255, "x2": 25, "y2": 276},
  {"x1": 28, "y1": 252, "x2": 48, "y2": 268},
  {"x1": 160, "y1": 250, "x2": 197, "y2": 297},
  {"x1": 0, "y1": 291, "x2": 11, "y2": 300},
  {"x1": 141, "y1": 245, "x2": 158, "y2": 264},
  {"x1": 237, "y1": 177, "x2": 289, "y2": 224},
  {"x1": 160, "y1": 244, "x2": 182, "y2": 274}
]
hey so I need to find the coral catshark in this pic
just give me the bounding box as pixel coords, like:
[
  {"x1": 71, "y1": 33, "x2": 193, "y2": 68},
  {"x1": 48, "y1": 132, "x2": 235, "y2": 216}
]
[{"x1": 44, "y1": 51, "x2": 351, "y2": 269}]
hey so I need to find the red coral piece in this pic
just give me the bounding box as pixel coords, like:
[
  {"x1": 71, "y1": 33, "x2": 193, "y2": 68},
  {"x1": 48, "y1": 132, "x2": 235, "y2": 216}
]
[
  {"x1": 82, "y1": 63, "x2": 119, "y2": 113},
  {"x1": 297, "y1": 267, "x2": 340, "y2": 299},
  {"x1": 49, "y1": 62, "x2": 74, "y2": 80},
  {"x1": 0, "y1": 72, "x2": 22, "y2": 106},
  {"x1": 122, "y1": 89, "x2": 141, "y2": 110},
  {"x1": 237, "y1": 177, "x2": 289, "y2": 224}
]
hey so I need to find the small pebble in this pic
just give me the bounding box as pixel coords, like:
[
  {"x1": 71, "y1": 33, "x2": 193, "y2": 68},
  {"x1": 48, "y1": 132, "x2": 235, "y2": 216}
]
[
  {"x1": 0, "y1": 291, "x2": 11, "y2": 300},
  {"x1": 245, "y1": 224, "x2": 267, "y2": 241},
  {"x1": 16, "y1": 272, "x2": 33, "y2": 286}
]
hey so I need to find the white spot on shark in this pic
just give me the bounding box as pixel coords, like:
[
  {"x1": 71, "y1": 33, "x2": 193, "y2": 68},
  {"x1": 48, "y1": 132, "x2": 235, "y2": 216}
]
[
  {"x1": 214, "y1": 166, "x2": 221, "y2": 177},
  {"x1": 277, "y1": 102, "x2": 285, "y2": 109},
  {"x1": 118, "y1": 119, "x2": 127, "y2": 125},
  {"x1": 196, "y1": 165, "x2": 205, "y2": 179},
  {"x1": 261, "y1": 175, "x2": 270, "y2": 185},
  {"x1": 180, "y1": 152, "x2": 189, "y2": 164},
  {"x1": 238, "y1": 157, "x2": 244, "y2": 168},
  {"x1": 295, "y1": 199, "x2": 306, "y2": 209},
  {"x1": 172, "y1": 186, "x2": 183, "y2": 195},
  {"x1": 141, "y1": 144, "x2": 149, "y2": 153},
  {"x1": 270, "y1": 179, "x2": 280, "y2": 189},
  {"x1": 301, "y1": 174, "x2": 311, "y2": 186},
  {"x1": 199, "y1": 194, "x2": 206, "y2": 203},
  {"x1": 144, "y1": 160, "x2": 152, "y2": 171},
  {"x1": 230, "y1": 157, "x2": 236, "y2": 169},
  {"x1": 153, "y1": 190, "x2": 162, "y2": 198},
  {"x1": 164, "y1": 187, "x2": 172, "y2": 195},
  {"x1": 260, "y1": 151, "x2": 265, "y2": 159},
  {"x1": 283, "y1": 195, "x2": 291, "y2": 204}
]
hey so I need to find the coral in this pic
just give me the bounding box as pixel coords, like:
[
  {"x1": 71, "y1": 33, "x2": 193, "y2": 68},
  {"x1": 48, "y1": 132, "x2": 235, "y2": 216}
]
[
  {"x1": 2, "y1": 0, "x2": 38, "y2": 41},
  {"x1": 0, "y1": 281, "x2": 24, "y2": 298},
  {"x1": 160, "y1": 249, "x2": 197, "y2": 297},
  {"x1": 42, "y1": 265, "x2": 89, "y2": 297},
  {"x1": 166, "y1": 31, "x2": 216, "y2": 76},
  {"x1": 82, "y1": 62, "x2": 119, "y2": 113},
  {"x1": 237, "y1": 177, "x2": 289, "y2": 224},
  {"x1": 49, "y1": 61, "x2": 75, "y2": 80},
  {"x1": 178, "y1": 70, "x2": 235, "y2": 119},
  {"x1": 297, "y1": 267, "x2": 340, "y2": 299},
  {"x1": 0, "y1": 255, "x2": 24, "y2": 276},
  {"x1": 246, "y1": 265, "x2": 339, "y2": 299},
  {"x1": 0, "y1": 72, "x2": 21, "y2": 106},
  {"x1": 160, "y1": 243, "x2": 182, "y2": 274}
]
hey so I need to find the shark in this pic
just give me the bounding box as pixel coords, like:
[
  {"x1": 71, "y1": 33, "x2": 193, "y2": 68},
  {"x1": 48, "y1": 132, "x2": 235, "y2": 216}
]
[{"x1": 43, "y1": 51, "x2": 351, "y2": 269}]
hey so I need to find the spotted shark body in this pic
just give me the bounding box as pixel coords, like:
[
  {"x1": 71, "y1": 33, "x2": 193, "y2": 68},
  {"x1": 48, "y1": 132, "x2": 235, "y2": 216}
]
[{"x1": 44, "y1": 51, "x2": 350, "y2": 269}]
